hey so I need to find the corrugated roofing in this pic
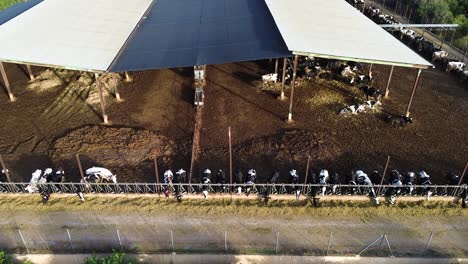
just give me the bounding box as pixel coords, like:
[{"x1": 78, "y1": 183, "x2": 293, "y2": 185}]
[
  {"x1": 0, "y1": 0, "x2": 153, "y2": 72},
  {"x1": 109, "y1": 0, "x2": 292, "y2": 71},
  {"x1": 265, "y1": 0, "x2": 432, "y2": 69}
]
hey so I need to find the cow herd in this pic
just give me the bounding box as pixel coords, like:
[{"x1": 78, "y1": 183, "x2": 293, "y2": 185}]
[{"x1": 364, "y1": 5, "x2": 467, "y2": 81}]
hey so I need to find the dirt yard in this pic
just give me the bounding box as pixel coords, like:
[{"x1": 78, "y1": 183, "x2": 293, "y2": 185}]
[{"x1": 0, "y1": 60, "x2": 466, "y2": 183}]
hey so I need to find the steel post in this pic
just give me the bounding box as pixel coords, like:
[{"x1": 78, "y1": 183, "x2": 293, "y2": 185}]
[
  {"x1": 384, "y1": 66, "x2": 394, "y2": 98},
  {"x1": 280, "y1": 58, "x2": 287, "y2": 100},
  {"x1": 0, "y1": 62, "x2": 16, "y2": 102},
  {"x1": 95, "y1": 73, "x2": 109, "y2": 124},
  {"x1": 405, "y1": 69, "x2": 422, "y2": 117},
  {"x1": 124, "y1": 71, "x2": 132, "y2": 82},
  {"x1": 274, "y1": 58, "x2": 279, "y2": 75},
  {"x1": 153, "y1": 155, "x2": 160, "y2": 184},
  {"x1": 75, "y1": 154, "x2": 86, "y2": 183},
  {"x1": 228, "y1": 126, "x2": 233, "y2": 187},
  {"x1": 26, "y1": 64, "x2": 34, "y2": 80},
  {"x1": 0, "y1": 154, "x2": 12, "y2": 183},
  {"x1": 287, "y1": 55, "x2": 298, "y2": 123}
]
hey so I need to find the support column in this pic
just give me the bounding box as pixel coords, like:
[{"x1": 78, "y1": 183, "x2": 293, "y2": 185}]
[
  {"x1": 95, "y1": 73, "x2": 109, "y2": 124},
  {"x1": 405, "y1": 69, "x2": 422, "y2": 118},
  {"x1": 368, "y1": 63, "x2": 373, "y2": 78},
  {"x1": 384, "y1": 65, "x2": 394, "y2": 98},
  {"x1": 274, "y1": 58, "x2": 279, "y2": 75},
  {"x1": 0, "y1": 62, "x2": 16, "y2": 102},
  {"x1": 449, "y1": 29, "x2": 456, "y2": 45},
  {"x1": 279, "y1": 58, "x2": 287, "y2": 100},
  {"x1": 124, "y1": 71, "x2": 132, "y2": 83},
  {"x1": 26, "y1": 64, "x2": 34, "y2": 81},
  {"x1": 287, "y1": 55, "x2": 298, "y2": 123}
]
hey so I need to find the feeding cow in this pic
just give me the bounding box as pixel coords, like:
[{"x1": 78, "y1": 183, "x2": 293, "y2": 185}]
[
  {"x1": 418, "y1": 170, "x2": 434, "y2": 200},
  {"x1": 201, "y1": 169, "x2": 212, "y2": 199},
  {"x1": 245, "y1": 169, "x2": 257, "y2": 196},
  {"x1": 174, "y1": 169, "x2": 186, "y2": 201},
  {"x1": 385, "y1": 170, "x2": 403, "y2": 205},
  {"x1": 354, "y1": 170, "x2": 379, "y2": 204},
  {"x1": 289, "y1": 169, "x2": 301, "y2": 200},
  {"x1": 0, "y1": 169, "x2": 8, "y2": 193},
  {"x1": 163, "y1": 169, "x2": 173, "y2": 198},
  {"x1": 215, "y1": 169, "x2": 227, "y2": 193},
  {"x1": 235, "y1": 169, "x2": 244, "y2": 195},
  {"x1": 319, "y1": 169, "x2": 329, "y2": 196},
  {"x1": 403, "y1": 171, "x2": 416, "y2": 195}
]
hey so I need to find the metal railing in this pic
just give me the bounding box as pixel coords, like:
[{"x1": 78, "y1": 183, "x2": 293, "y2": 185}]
[{"x1": 0, "y1": 182, "x2": 465, "y2": 197}]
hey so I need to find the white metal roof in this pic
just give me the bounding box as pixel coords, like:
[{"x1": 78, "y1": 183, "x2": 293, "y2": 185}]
[
  {"x1": 265, "y1": 0, "x2": 432, "y2": 69},
  {"x1": 0, "y1": 0, "x2": 152, "y2": 72}
]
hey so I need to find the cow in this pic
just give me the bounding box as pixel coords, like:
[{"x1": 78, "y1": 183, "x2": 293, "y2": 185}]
[
  {"x1": 446, "y1": 61, "x2": 466, "y2": 73},
  {"x1": 432, "y1": 50, "x2": 448, "y2": 64},
  {"x1": 262, "y1": 73, "x2": 277, "y2": 83},
  {"x1": 359, "y1": 86, "x2": 381, "y2": 101},
  {"x1": 387, "y1": 115, "x2": 413, "y2": 127}
]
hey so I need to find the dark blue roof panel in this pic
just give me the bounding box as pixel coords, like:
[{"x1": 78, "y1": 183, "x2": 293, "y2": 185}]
[
  {"x1": 0, "y1": 0, "x2": 42, "y2": 26},
  {"x1": 110, "y1": 0, "x2": 291, "y2": 71}
]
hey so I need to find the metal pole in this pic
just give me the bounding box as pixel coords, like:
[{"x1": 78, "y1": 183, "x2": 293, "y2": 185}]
[
  {"x1": 0, "y1": 62, "x2": 16, "y2": 102},
  {"x1": 153, "y1": 155, "x2": 160, "y2": 184},
  {"x1": 377, "y1": 233, "x2": 385, "y2": 255},
  {"x1": 405, "y1": 69, "x2": 422, "y2": 117},
  {"x1": 124, "y1": 72, "x2": 132, "y2": 82},
  {"x1": 408, "y1": 9, "x2": 413, "y2": 21},
  {"x1": 0, "y1": 154, "x2": 12, "y2": 183},
  {"x1": 452, "y1": 160, "x2": 468, "y2": 196},
  {"x1": 356, "y1": 235, "x2": 384, "y2": 256},
  {"x1": 368, "y1": 63, "x2": 373, "y2": 78},
  {"x1": 117, "y1": 229, "x2": 123, "y2": 251},
  {"x1": 384, "y1": 234, "x2": 394, "y2": 257},
  {"x1": 449, "y1": 30, "x2": 456, "y2": 45},
  {"x1": 67, "y1": 228, "x2": 75, "y2": 254},
  {"x1": 26, "y1": 64, "x2": 34, "y2": 81},
  {"x1": 170, "y1": 230, "x2": 175, "y2": 253},
  {"x1": 384, "y1": 66, "x2": 394, "y2": 98},
  {"x1": 95, "y1": 73, "x2": 109, "y2": 124},
  {"x1": 463, "y1": 45, "x2": 467, "y2": 62},
  {"x1": 440, "y1": 29, "x2": 446, "y2": 49},
  {"x1": 404, "y1": 5, "x2": 409, "y2": 18},
  {"x1": 75, "y1": 154, "x2": 85, "y2": 183},
  {"x1": 115, "y1": 85, "x2": 122, "y2": 102},
  {"x1": 304, "y1": 155, "x2": 311, "y2": 185},
  {"x1": 275, "y1": 232, "x2": 279, "y2": 254},
  {"x1": 326, "y1": 231, "x2": 333, "y2": 256},
  {"x1": 378, "y1": 156, "x2": 391, "y2": 195},
  {"x1": 382, "y1": 0, "x2": 385, "y2": 9},
  {"x1": 18, "y1": 229, "x2": 30, "y2": 254},
  {"x1": 287, "y1": 55, "x2": 298, "y2": 123},
  {"x1": 224, "y1": 230, "x2": 227, "y2": 253},
  {"x1": 228, "y1": 126, "x2": 233, "y2": 188},
  {"x1": 280, "y1": 58, "x2": 287, "y2": 100},
  {"x1": 274, "y1": 58, "x2": 279, "y2": 75},
  {"x1": 394, "y1": 1, "x2": 398, "y2": 13},
  {"x1": 422, "y1": 232, "x2": 433, "y2": 256}
]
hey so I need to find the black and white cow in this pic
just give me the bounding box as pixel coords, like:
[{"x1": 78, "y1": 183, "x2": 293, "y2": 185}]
[
  {"x1": 359, "y1": 86, "x2": 381, "y2": 101},
  {"x1": 387, "y1": 115, "x2": 413, "y2": 127}
]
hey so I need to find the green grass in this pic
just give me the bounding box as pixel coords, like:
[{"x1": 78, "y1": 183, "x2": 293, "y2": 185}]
[
  {"x1": 85, "y1": 252, "x2": 134, "y2": 264},
  {"x1": 0, "y1": 195, "x2": 465, "y2": 219},
  {"x1": 0, "y1": 250, "x2": 33, "y2": 264},
  {"x1": 0, "y1": 0, "x2": 24, "y2": 11}
]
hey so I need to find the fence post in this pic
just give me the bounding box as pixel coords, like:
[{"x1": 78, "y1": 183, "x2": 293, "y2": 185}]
[
  {"x1": 75, "y1": 154, "x2": 85, "y2": 183},
  {"x1": 377, "y1": 233, "x2": 386, "y2": 255},
  {"x1": 153, "y1": 155, "x2": 160, "y2": 185},
  {"x1": 0, "y1": 154, "x2": 12, "y2": 183},
  {"x1": 326, "y1": 231, "x2": 333, "y2": 256},
  {"x1": 18, "y1": 229, "x2": 30, "y2": 254},
  {"x1": 422, "y1": 232, "x2": 434, "y2": 256},
  {"x1": 356, "y1": 234, "x2": 383, "y2": 256},
  {"x1": 171, "y1": 230, "x2": 175, "y2": 253},
  {"x1": 275, "y1": 232, "x2": 280, "y2": 254},
  {"x1": 377, "y1": 156, "x2": 391, "y2": 195},
  {"x1": 66, "y1": 228, "x2": 75, "y2": 254},
  {"x1": 224, "y1": 230, "x2": 227, "y2": 253},
  {"x1": 304, "y1": 155, "x2": 311, "y2": 193},
  {"x1": 228, "y1": 126, "x2": 233, "y2": 191},
  {"x1": 117, "y1": 229, "x2": 123, "y2": 251}
]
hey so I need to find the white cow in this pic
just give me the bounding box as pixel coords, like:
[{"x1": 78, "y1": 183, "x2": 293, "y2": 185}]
[
  {"x1": 262, "y1": 73, "x2": 278, "y2": 83},
  {"x1": 83, "y1": 167, "x2": 117, "y2": 183},
  {"x1": 446, "y1": 61, "x2": 466, "y2": 73},
  {"x1": 25, "y1": 169, "x2": 50, "y2": 193},
  {"x1": 432, "y1": 51, "x2": 448, "y2": 63}
]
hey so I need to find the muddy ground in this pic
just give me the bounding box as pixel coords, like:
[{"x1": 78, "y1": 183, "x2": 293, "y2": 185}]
[{"x1": 0, "y1": 60, "x2": 466, "y2": 183}]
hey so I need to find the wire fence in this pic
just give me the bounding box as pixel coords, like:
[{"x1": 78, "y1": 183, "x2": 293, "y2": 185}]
[
  {"x1": 1, "y1": 226, "x2": 466, "y2": 257},
  {"x1": 0, "y1": 182, "x2": 465, "y2": 198}
]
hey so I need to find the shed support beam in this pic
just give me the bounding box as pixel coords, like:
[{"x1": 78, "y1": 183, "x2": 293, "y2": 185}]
[
  {"x1": 279, "y1": 58, "x2": 287, "y2": 100},
  {"x1": 384, "y1": 66, "x2": 394, "y2": 98},
  {"x1": 95, "y1": 73, "x2": 109, "y2": 124},
  {"x1": 124, "y1": 72, "x2": 132, "y2": 83},
  {"x1": 26, "y1": 64, "x2": 34, "y2": 81},
  {"x1": 274, "y1": 58, "x2": 279, "y2": 75},
  {"x1": 0, "y1": 62, "x2": 16, "y2": 102},
  {"x1": 405, "y1": 69, "x2": 422, "y2": 118},
  {"x1": 287, "y1": 55, "x2": 298, "y2": 123}
]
